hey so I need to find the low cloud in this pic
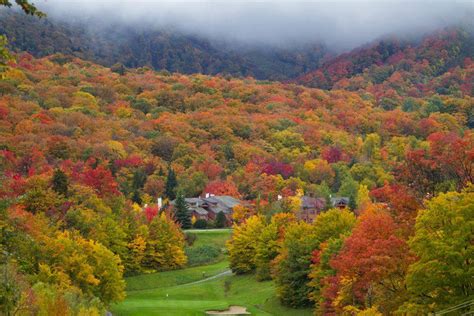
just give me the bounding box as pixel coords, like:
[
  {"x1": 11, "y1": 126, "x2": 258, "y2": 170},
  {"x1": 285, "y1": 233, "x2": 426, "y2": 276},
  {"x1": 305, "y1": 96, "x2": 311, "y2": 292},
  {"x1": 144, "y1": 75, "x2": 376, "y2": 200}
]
[{"x1": 35, "y1": 0, "x2": 473, "y2": 50}]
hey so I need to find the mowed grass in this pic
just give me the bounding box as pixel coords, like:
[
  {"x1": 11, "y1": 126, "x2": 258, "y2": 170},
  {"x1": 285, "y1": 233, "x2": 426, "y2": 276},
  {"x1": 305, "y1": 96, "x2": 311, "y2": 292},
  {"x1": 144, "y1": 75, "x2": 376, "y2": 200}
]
[
  {"x1": 185, "y1": 229, "x2": 232, "y2": 249},
  {"x1": 112, "y1": 264, "x2": 312, "y2": 316},
  {"x1": 112, "y1": 229, "x2": 312, "y2": 315},
  {"x1": 184, "y1": 229, "x2": 233, "y2": 266},
  {"x1": 125, "y1": 260, "x2": 230, "y2": 291}
]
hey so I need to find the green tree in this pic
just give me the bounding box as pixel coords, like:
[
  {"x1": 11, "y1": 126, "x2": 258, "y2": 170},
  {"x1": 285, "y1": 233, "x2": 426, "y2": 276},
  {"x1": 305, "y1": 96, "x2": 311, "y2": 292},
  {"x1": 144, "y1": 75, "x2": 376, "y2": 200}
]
[
  {"x1": 362, "y1": 133, "x2": 382, "y2": 161},
  {"x1": 348, "y1": 193, "x2": 357, "y2": 211},
  {"x1": 255, "y1": 213, "x2": 295, "y2": 281},
  {"x1": 227, "y1": 215, "x2": 265, "y2": 274},
  {"x1": 22, "y1": 177, "x2": 59, "y2": 214},
  {"x1": 52, "y1": 169, "x2": 68, "y2": 197},
  {"x1": 174, "y1": 192, "x2": 192, "y2": 229},
  {"x1": 165, "y1": 168, "x2": 178, "y2": 200},
  {"x1": 215, "y1": 211, "x2": 227, "y2": 228},
  {"x1": 315, "y1": 181, "x2": 332, "y2": 209},
  {"x1": 402, "y1": 185, "x2": 474, "y2": 314},
  {"x1": 309, "y1": 237, "x2": 345, "y2": 315},
  {"x1": 273, "y1": 221, "x2": 318, "y2": 307},
  {"x1": 312, "y1": 208, "x2": 356, "y2": 244},
  {"x1": 274, "y1": 209, "x2": 356, "y2": 308},
  {"x1": 338, "y1": 175, "x2": 358, "y2": 200}
]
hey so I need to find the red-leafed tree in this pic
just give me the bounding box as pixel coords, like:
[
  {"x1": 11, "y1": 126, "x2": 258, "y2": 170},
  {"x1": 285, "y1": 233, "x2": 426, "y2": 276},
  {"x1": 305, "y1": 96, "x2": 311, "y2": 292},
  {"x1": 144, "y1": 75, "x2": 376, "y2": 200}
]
[
  {"x1": 203, "y1": 179, "x2": 240, "y2": 197},
  {"x1": 330, "y1": 205, "x2": 415, "y2": 314},
  {"x1": 81, "y1": 163, "x2": 119, "y2": 196},
  {"x1": 143, "y1": 205, "x2": 159, "y2": 222},
  {"x1": 262, "y1": 161, "x2": 294, "y2": 179},
  {"x1": 397, "y1": 149, "x2": 442, "y2": 197},
  {"x1": 427, "y1": 131, "x2": 474, "y2": 187},
  {"x1": 370, "y1": 184, "x2": 421, "y2": 234}
]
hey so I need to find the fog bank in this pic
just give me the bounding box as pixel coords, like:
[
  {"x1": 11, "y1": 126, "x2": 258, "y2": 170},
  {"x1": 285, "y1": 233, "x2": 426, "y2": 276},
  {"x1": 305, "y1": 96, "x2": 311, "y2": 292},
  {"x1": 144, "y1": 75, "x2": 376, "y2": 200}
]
[{"x1": 32, "y1": 0, "x2": 474, "y2": 50}]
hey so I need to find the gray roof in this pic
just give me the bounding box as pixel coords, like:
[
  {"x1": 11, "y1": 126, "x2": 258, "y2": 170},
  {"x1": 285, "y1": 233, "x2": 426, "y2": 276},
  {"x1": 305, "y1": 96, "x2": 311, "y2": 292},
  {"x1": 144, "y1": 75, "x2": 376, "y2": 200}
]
[
  {"x1": 301, "y1": 196, "x2": 326, "y2": 210},
  {"x1": 331, "y1": 197, "x2": 349, "y2": 205},
  {"x1": 185, "y1": 197, "x2": 202, "y2": 204},
  {"x1": 207, "y1": 196, "x2": 241, "y2": 208},
  {"x1": 172, "y1": 195, "x2": 242, "y2": 215},
  {"x1": 189, "y1": 206, "x2": 208, "y2": 215}
]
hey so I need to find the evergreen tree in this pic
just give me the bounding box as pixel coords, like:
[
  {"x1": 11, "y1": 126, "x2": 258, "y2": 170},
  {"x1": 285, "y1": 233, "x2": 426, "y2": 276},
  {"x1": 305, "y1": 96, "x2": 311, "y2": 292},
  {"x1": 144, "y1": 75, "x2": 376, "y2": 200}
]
[
  {"x1": 348, "y1": 193, "x2": 357, "y2": 211},
  {"x1": 316, "y1": 181, "x2": 332, "y2": 209},
  {"x1": 158, "y1": 166, "x2": 165, "y2": 177},
  {"x1": 52, "y1": 169, "x2": 68, "y2": 196},
  {"x1": 165, "y1": 168, "x2": 177, "y2": 200},
  {"x1": 174, "y1": 192, "x2": 191, "y2": 229},
  {"x1": 132, "y1": 168, "x2": 147, "y2": 191},
  {"x1": 131, "y1": 190, "x2": 142, "y2": 205},
  {"x1": 215, "y1": 211, "x2": 227, "y2": 228}
]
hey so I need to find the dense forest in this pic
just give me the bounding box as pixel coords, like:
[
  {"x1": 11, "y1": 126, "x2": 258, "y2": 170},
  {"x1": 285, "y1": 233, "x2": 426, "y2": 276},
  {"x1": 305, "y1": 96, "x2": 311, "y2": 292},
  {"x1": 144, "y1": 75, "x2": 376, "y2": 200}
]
[
  {"x1": 0, "y1": 10, "x2": 327, "y2": 81},
  {"x1": 0, "y1": 2, "x2": 473, "y2": 315},
  {"x1": 297, "y1": 27, "x2": 474, "y2": 90}
]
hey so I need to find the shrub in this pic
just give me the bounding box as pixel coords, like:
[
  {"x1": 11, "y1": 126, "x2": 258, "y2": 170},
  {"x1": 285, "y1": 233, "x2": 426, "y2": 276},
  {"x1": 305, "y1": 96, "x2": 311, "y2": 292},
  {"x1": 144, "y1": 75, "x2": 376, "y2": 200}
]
[
  {"x1": 184, "y1": 232, "x2": 197, "y2": 246},
  {"x1": 215, "y1": 211, "x2": 227, "y2": 228},
  {"x1": 193, "y1": 219, "x2": 208, "y2": 229}
]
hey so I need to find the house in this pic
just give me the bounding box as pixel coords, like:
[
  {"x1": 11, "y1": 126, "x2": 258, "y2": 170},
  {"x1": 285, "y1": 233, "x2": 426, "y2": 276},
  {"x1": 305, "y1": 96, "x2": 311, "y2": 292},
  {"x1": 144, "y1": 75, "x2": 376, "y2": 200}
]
[
  {"x1": 201, "y1": 195, "x2": 241, "y2": 224},
  {"x1": 174, "y1": 195, "x2": 243, "y2": 226},
  {"x1": 184, "y1": 198, "x2": 209, "y2": 221},
  {"x1": 296, "y1": 196, "x2": 326, "y2": 223},
  {"x1": 331, "y1": 197, "x2": 349, "y2": 209}
]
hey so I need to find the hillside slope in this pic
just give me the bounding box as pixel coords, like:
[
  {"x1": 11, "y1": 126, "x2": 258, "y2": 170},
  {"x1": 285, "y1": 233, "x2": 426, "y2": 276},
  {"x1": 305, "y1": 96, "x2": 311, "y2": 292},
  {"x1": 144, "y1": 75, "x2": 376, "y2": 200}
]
[
  {"x1": 0, "y1": 10, "x2": 327, "y2": 81},
  {"x1": 1, "y1": 30, "x2": 473, "y2": 315},
  {"x1": 296, "y1": 28, "x2": 474, "y2": 91}
]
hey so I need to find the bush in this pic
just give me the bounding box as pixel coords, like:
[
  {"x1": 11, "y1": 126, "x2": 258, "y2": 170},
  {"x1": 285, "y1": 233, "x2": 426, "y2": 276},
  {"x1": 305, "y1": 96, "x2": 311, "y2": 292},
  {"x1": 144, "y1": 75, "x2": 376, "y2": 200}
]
[
  {"x1": 215, "y1": 211, "x2": 227, "y2": 228},
  {"x1": 185, "y1": 245, "x2": 221, "y2": 266},
  {"x1": 193, "y1": 219, "x2": 208, "y2": 229},
  {"x1": 184, "y1": 232, "x2": 197, "y2": 246}
]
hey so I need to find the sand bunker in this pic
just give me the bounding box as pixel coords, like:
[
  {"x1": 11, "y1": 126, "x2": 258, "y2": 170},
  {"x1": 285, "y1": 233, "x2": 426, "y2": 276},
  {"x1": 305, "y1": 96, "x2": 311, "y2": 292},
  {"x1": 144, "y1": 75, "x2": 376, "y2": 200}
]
[{"x1": 206, "y1": 305, "x2": 250, "y2": 315}]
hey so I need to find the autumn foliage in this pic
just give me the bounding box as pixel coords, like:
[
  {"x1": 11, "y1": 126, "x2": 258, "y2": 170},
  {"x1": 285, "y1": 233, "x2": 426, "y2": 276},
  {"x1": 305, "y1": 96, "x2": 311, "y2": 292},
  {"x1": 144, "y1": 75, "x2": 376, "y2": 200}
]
[{"x1": 0, "y1": 23, "x2": 473, "y2": 315}]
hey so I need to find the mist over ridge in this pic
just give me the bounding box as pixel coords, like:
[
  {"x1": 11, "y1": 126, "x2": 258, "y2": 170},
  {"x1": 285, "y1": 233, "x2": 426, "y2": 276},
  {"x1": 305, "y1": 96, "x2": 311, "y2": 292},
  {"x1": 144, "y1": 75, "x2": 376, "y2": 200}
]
[{"x1": 33, "y1": 0, "x2": 473, "y2": 51}]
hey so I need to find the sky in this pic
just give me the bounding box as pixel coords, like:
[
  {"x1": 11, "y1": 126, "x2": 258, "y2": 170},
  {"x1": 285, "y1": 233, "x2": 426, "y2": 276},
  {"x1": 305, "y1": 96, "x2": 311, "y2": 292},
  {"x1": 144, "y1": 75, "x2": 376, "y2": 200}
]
[{"x1": 34, "y1": 0, "x2": 474, "y2": 50}]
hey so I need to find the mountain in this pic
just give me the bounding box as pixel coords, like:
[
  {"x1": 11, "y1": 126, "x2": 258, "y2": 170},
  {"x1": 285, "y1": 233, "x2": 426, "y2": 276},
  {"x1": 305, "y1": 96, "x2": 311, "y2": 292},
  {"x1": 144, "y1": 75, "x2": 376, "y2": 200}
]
[
  {"x1": 296, "y1": 27, "x2": 474, "y2": 90},
  {"x1": 0, "y1": 10, "x2": 327, "y2": 81},
  {"x1": 2, "y1": 10, "x2": 474, "y2": 316}
]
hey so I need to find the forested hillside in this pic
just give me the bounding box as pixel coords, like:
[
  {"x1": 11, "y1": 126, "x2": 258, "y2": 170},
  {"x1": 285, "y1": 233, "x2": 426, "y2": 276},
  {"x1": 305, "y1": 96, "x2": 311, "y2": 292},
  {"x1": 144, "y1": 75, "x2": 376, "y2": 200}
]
[
  {"x1": 0, "y1": 10, "x2": 327, "y2": 81},
  {"x1": 1, "y1": 41, "x2": 473, "y2": 313},
  {"x1": 1, "y1": 3, "x2": 473, "y2": 313},
  {"x1": 297, "y1": 27, "x2": 474, "y2": 92}
]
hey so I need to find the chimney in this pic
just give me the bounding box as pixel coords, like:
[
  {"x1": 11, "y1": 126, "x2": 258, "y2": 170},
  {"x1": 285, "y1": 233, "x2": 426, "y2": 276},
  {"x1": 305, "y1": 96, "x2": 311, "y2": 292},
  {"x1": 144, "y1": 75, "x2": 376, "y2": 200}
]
[
  {"x1": 277, "y1": 195, "x2": 282, "y2": 201},
  {"x1": 205, "y1": 193, "x2": 210, "y2": 198},
  {"x1": 157, "y1": 197, "x2": 162, "y2": 209}
]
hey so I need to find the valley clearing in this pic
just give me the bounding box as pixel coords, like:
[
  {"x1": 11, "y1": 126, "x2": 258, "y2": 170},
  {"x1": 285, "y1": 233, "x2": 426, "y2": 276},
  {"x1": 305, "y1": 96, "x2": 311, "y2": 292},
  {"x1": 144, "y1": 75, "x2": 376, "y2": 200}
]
[{"x1": 111, "y1": 230, "x2": 312, "y2": 315}]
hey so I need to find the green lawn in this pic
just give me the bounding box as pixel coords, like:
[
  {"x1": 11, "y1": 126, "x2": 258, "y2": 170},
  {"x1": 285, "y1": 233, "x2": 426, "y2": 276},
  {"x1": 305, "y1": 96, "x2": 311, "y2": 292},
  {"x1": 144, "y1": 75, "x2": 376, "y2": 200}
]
[
  {"x1": 125, "y1": 261, "x2": 230, "y2": 292},
  {"x1": 112, "y1": 229, "x2": 312, "y2": 315},
  {"x1": 112, "y1": 262, "x2": 312, "y2": 316},
  {"x1": 184, "y1": 229, "x2": 233, "y2": 266},
  {"x1": 185, "y1": 229, "x2": 232, "y2": 249}
]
